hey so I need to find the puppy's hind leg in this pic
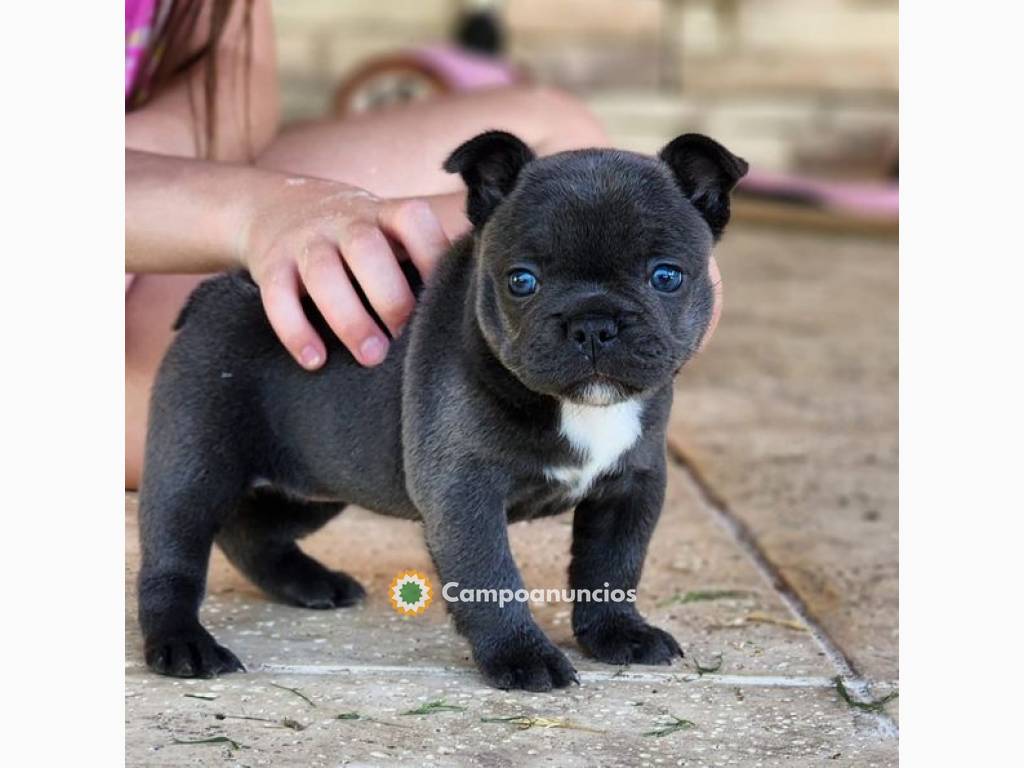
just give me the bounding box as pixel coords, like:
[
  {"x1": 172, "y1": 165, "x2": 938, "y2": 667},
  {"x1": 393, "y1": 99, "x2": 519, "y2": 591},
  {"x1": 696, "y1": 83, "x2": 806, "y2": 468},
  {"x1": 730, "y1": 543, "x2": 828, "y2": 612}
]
[
  {"x1": 138, "y1": 457, "x2": 247, "y2": 679},
  {"x1": 216, "y1": 490, "x2": 366, "y2": 609}
]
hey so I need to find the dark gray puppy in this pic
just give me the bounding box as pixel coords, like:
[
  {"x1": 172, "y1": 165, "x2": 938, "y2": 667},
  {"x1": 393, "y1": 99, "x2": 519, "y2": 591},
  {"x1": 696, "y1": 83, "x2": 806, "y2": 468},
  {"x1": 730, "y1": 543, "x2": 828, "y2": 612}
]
[{"x1": 138, "y1": 131, "x2": 747, "y2": 691}]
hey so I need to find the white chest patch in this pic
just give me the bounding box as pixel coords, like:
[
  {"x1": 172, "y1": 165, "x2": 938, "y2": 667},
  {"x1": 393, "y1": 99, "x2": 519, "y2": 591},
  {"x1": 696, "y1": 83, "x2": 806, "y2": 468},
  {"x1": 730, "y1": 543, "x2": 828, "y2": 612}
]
[{"x1": 545, "y1": 398, "x2": 644, "y2": 499}]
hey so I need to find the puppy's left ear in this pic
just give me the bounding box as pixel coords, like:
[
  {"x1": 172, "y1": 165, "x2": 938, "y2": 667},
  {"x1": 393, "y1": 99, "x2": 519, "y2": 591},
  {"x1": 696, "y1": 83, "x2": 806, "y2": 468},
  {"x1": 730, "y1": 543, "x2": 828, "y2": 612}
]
[
  {"x1": 444, "y1": 131, "x2": 536, "y2": 227},
  {"x1": 659, "y1": 134, "x2": 748, "y2": 239}
]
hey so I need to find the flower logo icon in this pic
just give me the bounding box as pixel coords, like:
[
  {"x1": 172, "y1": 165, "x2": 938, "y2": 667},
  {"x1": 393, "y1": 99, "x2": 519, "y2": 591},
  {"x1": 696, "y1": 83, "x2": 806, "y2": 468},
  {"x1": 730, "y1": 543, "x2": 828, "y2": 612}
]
[{"x1": 389, "y1": 570, "x2": 433, "y2": 615}]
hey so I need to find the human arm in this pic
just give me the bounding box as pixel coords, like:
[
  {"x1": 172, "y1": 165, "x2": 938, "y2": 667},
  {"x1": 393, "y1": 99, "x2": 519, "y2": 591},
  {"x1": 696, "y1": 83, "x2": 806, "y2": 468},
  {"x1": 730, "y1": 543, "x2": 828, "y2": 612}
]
[{"x1": 126, "y1": 149, "x2": 450, "y2": 367}]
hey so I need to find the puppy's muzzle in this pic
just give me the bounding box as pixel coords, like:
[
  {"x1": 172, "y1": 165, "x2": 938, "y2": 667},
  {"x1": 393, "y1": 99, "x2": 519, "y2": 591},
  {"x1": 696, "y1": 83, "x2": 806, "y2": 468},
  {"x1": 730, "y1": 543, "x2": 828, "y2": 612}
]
[{"x1": 567, "y1": 313, "x2": 619, "y2": 362}]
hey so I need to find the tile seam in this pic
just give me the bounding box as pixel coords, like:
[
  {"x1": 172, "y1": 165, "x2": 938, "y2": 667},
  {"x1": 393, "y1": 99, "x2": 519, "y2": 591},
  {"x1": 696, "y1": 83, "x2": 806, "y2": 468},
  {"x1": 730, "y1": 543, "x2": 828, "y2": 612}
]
[{"x1": 666, "y1": 438, "x2": 898, "y2": 737}]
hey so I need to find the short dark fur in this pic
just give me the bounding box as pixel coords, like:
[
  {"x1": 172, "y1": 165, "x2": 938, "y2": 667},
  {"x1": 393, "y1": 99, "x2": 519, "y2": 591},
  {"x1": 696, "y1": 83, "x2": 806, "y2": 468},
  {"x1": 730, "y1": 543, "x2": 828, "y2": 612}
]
[{"x1": 138, "y1": 131, "x2": 746, "y2": 689}]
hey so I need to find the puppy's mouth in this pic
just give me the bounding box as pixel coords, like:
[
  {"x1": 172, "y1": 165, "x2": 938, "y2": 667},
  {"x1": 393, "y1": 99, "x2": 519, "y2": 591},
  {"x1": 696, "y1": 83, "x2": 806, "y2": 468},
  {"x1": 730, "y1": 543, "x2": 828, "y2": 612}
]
[{"x1": 561, "y1": 375, "x2": 640, "y2": 406}]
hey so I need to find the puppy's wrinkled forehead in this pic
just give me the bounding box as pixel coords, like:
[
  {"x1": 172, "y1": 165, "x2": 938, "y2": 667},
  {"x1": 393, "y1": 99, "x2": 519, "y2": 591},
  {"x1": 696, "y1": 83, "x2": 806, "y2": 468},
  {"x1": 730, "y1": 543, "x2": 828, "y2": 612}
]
[
  {"x1": 488, "y1": 150, "x2": 714, "y2": 277},
  {"x1": 444, "y1": 129, "x2": 747, "y2": 256}
]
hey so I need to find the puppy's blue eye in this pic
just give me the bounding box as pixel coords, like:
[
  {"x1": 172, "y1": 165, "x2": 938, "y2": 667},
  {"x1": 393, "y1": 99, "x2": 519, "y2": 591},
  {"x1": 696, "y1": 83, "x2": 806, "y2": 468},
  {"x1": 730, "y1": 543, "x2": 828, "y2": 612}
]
[
  {"x1": 650, "y1": 265, "x2": 685, "y2": 293},
  {"x1": 508, "y1": 269, "x2": 539, "y2": 297}
]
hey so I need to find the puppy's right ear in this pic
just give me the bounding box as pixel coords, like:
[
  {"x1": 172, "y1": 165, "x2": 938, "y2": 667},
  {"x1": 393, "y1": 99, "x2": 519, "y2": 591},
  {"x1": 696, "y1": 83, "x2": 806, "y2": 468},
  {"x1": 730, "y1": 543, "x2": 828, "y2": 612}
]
[{"x1": 444, "y1": 131, "x2": 536, "y2": 227}]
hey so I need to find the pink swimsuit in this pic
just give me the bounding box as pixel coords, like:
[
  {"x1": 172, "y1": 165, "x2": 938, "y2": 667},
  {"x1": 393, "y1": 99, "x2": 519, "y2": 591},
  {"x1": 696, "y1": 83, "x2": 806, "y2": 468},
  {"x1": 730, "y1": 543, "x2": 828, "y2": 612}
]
[
  {"x1": 126, "y1": 0, "x2": 166, "y2": 102},
  {"x1": 126, "y1": 0, "x2": 162, "y2": 292}
]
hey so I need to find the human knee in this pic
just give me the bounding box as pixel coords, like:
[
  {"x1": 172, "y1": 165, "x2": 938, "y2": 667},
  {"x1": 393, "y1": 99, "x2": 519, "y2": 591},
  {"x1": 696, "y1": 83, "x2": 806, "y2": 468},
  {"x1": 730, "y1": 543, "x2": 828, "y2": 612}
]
[
  {"x1": 497, "y1": 85, "x2": 606, "y2": 153},
  {"x1": 519, "y1": 85, "x2": 610, "y2": 151}
]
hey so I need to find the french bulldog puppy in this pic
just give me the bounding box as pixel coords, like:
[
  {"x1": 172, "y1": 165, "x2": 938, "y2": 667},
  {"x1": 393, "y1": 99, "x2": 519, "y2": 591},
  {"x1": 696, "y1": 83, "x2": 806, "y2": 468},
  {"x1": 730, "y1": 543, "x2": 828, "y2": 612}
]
[{"x1": 137, "y1": 130, "x2": 747, "y2": 690}]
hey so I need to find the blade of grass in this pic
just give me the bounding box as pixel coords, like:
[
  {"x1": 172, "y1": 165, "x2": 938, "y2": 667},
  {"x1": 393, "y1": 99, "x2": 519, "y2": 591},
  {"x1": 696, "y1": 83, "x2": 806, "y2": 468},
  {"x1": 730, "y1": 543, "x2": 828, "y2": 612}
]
[
  {"x1": 744, "y1": 611, "x2": 807, "y2": 632},
  {"x1": 335, "y1": 712, "x2": 412, "y2": 729},
  {"x1": 214, "y1": 713, "x2": 307, "y2": 731},
  {"x1": 643, "y1": 715, "x2": 696, "y2": 738},
  {"x1": 269, "y1": 682, "x2": 316, "y2": 707},
  {"x1": 401, "y1": 699, "x2": 467, "y2": 716},
  {"x1": 657, "y1": 589, "x2": 750, "y2": 608},
  {"x1": 171, "y1": 736, "x2": 246, "y2": 750},
  {"x1": 481, "y1": 715, "x2": 603, "y2": 733},
  {"x1": 833, "y1": 677, "x2": 898, "y2": 712}
]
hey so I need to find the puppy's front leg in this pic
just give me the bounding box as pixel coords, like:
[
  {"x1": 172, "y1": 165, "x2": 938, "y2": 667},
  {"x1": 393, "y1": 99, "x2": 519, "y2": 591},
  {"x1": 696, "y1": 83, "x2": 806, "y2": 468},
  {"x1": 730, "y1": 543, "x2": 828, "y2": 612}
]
[
  {"x1": 570, "y1": 463, "x2": 683, "y2": 665},
  {"x1": 421, "y1": 472, "x2": 578, "y2": 691}
]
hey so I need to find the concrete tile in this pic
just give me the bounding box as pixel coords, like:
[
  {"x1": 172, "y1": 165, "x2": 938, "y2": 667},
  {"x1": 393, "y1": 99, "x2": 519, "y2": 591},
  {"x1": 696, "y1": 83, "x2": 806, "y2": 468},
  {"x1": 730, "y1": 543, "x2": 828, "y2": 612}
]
[
  {"x1": 667, "y1": 227, "x2": 898, "y2": 683},
  {"x1": 125, "y1": 669, "x2": 895, "y2": 767}
]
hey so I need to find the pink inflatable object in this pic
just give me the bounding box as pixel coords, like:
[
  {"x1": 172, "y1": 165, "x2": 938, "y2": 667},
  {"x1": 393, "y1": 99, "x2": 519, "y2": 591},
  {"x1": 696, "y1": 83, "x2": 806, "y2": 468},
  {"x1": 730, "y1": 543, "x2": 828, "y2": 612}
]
[
  {"x1": 740, "y1": 168, "x2": 898, "y2": 217},
  {"x1": 332, "y1": 44, "x2": 523, "y2": 116},
  {"x1": 410, "y1": 45, "x2": 520, "y2": 90}
]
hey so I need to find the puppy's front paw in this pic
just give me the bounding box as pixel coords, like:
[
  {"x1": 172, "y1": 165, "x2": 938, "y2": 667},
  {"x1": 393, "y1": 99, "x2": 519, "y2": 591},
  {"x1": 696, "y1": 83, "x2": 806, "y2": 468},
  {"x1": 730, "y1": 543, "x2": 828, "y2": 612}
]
[
  {"x1": 144, "y1": 624, "x2": 245, "y2": 678},
  {"x1": 475, "y1": 630, "x2": 579, "y2": 691},
  {"x1": 576, "y1": 613, "x2": 683, "y2": 666}
]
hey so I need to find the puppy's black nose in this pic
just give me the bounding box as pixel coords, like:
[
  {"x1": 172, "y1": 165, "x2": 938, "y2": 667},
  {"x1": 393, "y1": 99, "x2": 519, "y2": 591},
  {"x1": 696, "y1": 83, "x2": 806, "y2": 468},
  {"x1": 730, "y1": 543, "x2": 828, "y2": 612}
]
[{"x1": 567, "y1": 314, "x2": 619, "y2": 359}]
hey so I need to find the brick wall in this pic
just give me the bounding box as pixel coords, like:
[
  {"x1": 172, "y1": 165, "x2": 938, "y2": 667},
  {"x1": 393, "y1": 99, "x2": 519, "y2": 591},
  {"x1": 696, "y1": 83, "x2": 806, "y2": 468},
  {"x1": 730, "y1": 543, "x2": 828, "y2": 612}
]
[{"x1": 272, "y1": 0, "x2": 898, "y2": 175}]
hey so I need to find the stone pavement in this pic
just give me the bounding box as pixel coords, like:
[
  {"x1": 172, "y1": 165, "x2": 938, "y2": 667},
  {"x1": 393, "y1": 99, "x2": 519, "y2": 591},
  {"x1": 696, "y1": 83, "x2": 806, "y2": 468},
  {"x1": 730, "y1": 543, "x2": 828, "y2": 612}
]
[{"x1": 125, "y1": 224, "x2": 898, "y2": 766}]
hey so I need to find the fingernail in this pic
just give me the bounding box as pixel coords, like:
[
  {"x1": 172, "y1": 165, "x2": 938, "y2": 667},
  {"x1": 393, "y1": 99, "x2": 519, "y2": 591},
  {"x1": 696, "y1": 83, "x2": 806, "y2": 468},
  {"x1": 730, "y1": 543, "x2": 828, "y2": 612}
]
[
  {"x1": 300, "y1": 345, "x2": 322, "y2": 369},
  {"x1": 360, "y1": 335, "x2": 387, "y2": 365}
]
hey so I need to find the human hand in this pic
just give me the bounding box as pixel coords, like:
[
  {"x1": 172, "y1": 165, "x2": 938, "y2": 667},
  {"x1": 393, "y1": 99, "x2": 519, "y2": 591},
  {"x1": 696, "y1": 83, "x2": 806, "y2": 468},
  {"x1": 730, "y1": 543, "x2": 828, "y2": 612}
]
[
  {"x1": 239, "y1": 178, "x2": 450, "y2": 369},
  {"x1": 699, "y1": 254, "x2": 723, "y2": 353}
]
